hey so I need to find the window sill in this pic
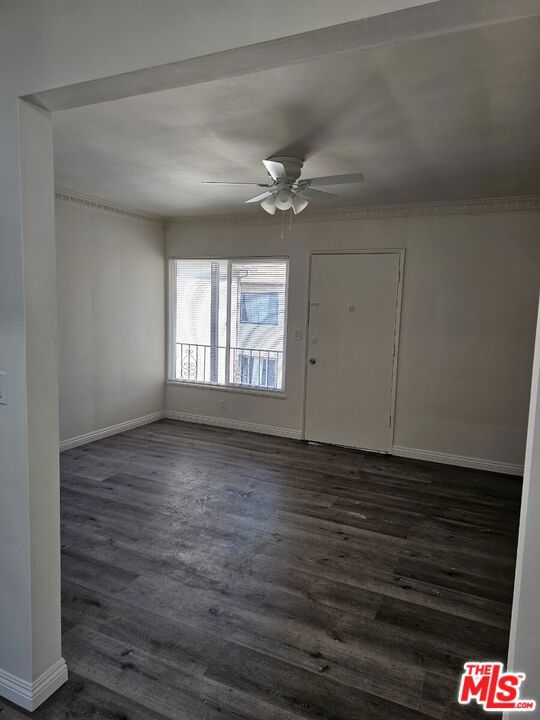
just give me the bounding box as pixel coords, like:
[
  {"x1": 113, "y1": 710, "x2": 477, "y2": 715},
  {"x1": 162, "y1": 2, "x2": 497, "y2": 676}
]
[{"x1": 166, "y1": 380, "x2": 287, "y2": 399}]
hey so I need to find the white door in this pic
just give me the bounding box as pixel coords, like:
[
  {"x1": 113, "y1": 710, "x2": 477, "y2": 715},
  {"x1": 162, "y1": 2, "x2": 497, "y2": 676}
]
[{"x1": 305, "y1": 252, "x2": 401, "y2": 452}]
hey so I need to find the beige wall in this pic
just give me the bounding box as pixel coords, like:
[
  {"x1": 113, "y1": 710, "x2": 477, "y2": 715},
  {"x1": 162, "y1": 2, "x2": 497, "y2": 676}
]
[
  {"x1": 166, "y1": 209, "x2": 540, "y2": 471},
  {"x1": 55, "y1": 200, "x2": 165, "y2": 443}
]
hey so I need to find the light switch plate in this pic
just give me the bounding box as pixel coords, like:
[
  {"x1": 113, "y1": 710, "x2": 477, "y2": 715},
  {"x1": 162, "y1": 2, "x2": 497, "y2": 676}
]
[{"x1": 0, "y1": 372, "x2": 6, "y2": 405}]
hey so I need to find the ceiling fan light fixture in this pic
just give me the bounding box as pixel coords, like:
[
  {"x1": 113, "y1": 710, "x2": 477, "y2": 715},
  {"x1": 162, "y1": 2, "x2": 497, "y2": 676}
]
[
  {"x1": 275, "y1": 189, "x2": 293, "y2": 211},
  {"x1": 260, "y1": 194, "x2": 277, "y2": 215},
  {"x1": 291, "y1": 194, "x2": 309, "y2": 215}
]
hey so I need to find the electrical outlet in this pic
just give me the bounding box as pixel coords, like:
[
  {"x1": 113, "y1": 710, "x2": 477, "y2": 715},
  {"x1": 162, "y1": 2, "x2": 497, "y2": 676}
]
[
  {"x1": 294, "y1": 329, "x2": 303, "y2": 341},
  {"x1": 219, "y1": 400, "x2": 227, "y2": 411},
  {"x1": 0, "y1": 372, "x2": 6, "y2": 405}
]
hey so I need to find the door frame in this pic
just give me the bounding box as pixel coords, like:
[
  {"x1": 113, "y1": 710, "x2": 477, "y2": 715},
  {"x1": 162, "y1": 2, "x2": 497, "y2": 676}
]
[{"x1": 301, "y1": 248, "x2": 405, "y2": 452}]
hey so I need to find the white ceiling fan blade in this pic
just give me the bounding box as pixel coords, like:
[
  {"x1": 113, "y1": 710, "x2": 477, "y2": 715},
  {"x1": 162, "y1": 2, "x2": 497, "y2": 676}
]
[
  {"x1": 262, "y1": 159, "x2": 288, "y2": 182},
  {"x1": 305, "y1": 172, "x2": 365, "y2": 187},
  {"x1": 296, "y1": 187, "x2": 335, "y2": 200},
  {"x1": 203, "y1": 181, "x2": 271, "y2": 186},
  {"x1": 245, "y1": 190, "x2": 274, "y2": 204}
]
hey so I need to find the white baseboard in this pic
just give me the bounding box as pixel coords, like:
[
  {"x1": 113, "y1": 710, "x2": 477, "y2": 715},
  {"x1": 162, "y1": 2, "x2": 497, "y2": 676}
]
[
  {"x1": 58, "y1": 409, "x2": 523, "y2": 475},
  {"x1": 392, "y1": 445, "x2": 523, "y2": 476},
  {"x1": 165, "y1": 410, "x2": 302, "y2": 440},
  {"x1": 59, "y1": 411, "x2": 164, "y2": 452},
  {"x1": 0, "y1": 658, "x2": 68, "y2": 711}
]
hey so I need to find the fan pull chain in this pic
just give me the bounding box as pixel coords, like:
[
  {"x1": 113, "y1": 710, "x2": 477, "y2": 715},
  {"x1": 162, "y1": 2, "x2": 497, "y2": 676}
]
[{"x1": 279, "y1": 209, "x2": 295, "y2": 239}]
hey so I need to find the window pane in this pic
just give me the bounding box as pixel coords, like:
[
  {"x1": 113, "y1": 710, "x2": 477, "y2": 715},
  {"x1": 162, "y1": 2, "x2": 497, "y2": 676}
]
[
  {"x1": 240, "y1": 292, "x2": 279, "y2": 325},
  {"x1": 174, "y1": 260, "x2": 227, "y2": 383},
  {"x1": 229, "y1": 261, "x2": 287, "y2": 390}
]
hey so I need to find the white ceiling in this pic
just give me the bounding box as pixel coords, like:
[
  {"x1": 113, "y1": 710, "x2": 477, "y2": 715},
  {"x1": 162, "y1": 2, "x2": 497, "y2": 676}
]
[{"x1": 52, "y1": 17, "x2": 540, "y2": 217}]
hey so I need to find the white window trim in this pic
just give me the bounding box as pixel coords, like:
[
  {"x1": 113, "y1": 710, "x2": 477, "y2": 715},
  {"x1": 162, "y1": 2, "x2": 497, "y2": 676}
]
[
  {"x1": 168, "y1": 256, "x2": 289, "y2": 394},
  {"x1": 165, "y1": 379, "x2": 287, "y2": 398}
]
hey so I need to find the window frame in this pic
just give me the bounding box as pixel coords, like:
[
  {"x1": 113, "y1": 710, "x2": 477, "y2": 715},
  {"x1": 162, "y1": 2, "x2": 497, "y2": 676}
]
[{"x1": 167, "y1": 256, "x2": 289, "y2": 395}]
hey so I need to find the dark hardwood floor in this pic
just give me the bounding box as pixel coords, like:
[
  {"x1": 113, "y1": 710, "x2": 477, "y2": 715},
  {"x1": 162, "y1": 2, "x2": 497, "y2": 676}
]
[{"x1": 0, "y1": 420, "x2": 521, "y2": 719}]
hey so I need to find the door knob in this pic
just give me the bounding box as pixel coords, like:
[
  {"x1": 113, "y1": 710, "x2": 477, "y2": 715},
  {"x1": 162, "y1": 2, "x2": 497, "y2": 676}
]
[{"x1": 309, "y1": 358, "x2": 317, "y2": 365}]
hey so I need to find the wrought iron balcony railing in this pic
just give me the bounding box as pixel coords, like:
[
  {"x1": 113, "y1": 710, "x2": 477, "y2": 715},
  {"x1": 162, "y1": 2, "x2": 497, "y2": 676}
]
[{"x1": 175, "y1": 342, "x2": 283, "y2": 390}]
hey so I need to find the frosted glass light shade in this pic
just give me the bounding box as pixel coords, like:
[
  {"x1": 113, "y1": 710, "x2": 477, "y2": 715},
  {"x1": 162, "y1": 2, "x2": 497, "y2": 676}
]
[
  {"x1": 291, "y1": 194, "x2": 309, "y2": 214},
  {"x1": 261, "y1": 195, "x2": 277, "y2": 215},
  {"x1": 275, "y1": 189, "x2": 293, "y2": 211}
]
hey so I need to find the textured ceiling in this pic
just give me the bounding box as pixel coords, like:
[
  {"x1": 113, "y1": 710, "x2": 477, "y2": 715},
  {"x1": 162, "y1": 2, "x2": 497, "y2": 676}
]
[{"x1": 52, "y1": 17, "x2": 540, "y2": 216}]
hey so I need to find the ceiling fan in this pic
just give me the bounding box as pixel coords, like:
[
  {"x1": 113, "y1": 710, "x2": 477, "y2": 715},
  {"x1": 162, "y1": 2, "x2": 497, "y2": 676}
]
[{"x1": 203, "y1": 156, "x2": 364, "y2": 215}]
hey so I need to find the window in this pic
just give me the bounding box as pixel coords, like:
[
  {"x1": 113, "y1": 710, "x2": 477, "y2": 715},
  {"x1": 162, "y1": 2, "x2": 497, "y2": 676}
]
[
  {"x1": 240, "y1": 292, "x2": 279, "y2": 325},
  {"x1": 170, "y1": 258, "x2": 288, "y2": 391}
]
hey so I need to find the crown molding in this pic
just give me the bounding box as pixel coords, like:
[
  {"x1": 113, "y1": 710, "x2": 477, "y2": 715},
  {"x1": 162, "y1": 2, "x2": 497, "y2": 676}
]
[
  {"x1": 167, "y1": 195, "x2": 540, "y2": 228},
  {"x1": 54, "y1": 188, "x2": 164, "y2": 225},
  {"x1": 54, "y1": 190, "x2": 540, "y2": 228}
]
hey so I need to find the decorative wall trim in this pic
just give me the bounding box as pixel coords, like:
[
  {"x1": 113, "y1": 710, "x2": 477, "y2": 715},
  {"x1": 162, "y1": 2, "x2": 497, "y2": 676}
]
[
  {"x1": 167, "y1": 195, "x2": 540, "y2": 228},
  {"x1": 55, "y1": 191, "x2": 540, "y2": 228},
  {"x1": 0, "y1": 658, "x2": 68, "y2": 711},
  {"x1": 59, "y1": 411, "x2": 164, "y2": 452},
  {"x1": 165, "y1": 410, "x2": 303, "y2": 440},
  {"x1": 54, "y1": 188, "x2": 164, "y2": 225},
  {"x1": 392, "y1": 445, "x2": 523, "y2": 476}
]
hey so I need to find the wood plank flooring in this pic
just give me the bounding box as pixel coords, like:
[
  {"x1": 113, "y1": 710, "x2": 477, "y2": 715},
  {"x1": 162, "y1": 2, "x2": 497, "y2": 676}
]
[{"x1": 0, "y1": 420, "x2": 522, "y2": 719}]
